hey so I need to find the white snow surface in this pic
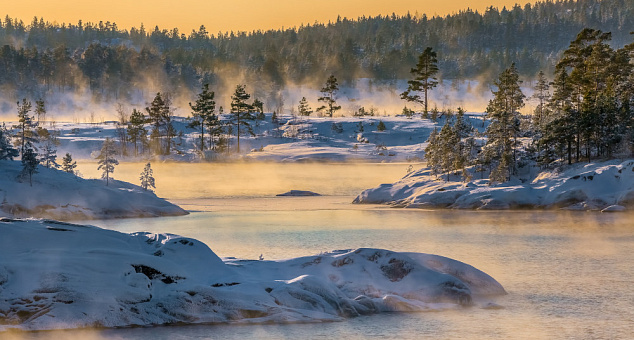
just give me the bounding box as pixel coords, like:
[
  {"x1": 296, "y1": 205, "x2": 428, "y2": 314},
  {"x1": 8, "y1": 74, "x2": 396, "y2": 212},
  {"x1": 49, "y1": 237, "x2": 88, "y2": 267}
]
[
  {"x1": 0, "y1": 160, "x2": 187, "y2": 220},
  {"x1": 32, "y1": 114, "x2": 486, "y2": 163},
  {"x1": 354, "y1": 160, "x2": 634, "y2": 211},
  {"x1": 0, "y1": 219, "x2": 505, "y2": 330}
]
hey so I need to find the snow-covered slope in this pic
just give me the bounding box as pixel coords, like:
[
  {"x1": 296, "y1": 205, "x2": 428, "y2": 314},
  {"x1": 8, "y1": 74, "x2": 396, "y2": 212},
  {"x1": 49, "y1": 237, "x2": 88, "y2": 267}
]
[
  {"x1": 354, "y1": 160, "x2": 634, "y2": 211},
  {"x1": 0, "y1": 219, "x2": 505, "y2": 331},
  {"x1": 0, "y1": 160, "x2": 187, "y2": 220}
]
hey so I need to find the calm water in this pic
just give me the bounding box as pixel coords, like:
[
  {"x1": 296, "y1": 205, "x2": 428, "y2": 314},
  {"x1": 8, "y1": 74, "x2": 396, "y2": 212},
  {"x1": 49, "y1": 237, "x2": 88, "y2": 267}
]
[{"x1": 16, "y1": 163, "x2": 634, "y2": 339}]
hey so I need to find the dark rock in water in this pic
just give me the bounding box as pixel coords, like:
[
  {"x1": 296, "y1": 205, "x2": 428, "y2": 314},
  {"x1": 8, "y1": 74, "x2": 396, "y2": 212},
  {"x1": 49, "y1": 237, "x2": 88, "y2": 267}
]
[{"x1": 276, "y1": 190, "x2": 321, "y2": 197}]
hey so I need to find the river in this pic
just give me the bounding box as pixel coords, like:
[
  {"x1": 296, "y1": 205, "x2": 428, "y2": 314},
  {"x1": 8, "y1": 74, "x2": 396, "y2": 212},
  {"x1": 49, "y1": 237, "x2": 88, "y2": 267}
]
[{"x1": 17, "y1": 162, "x2": 634, "y2": 339}]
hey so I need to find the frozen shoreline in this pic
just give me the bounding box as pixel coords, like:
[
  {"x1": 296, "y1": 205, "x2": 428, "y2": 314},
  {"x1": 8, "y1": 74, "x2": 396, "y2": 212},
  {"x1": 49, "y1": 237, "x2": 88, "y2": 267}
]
[{"x1": 354, "y1": 160, "x2": 634, "y2": 212}]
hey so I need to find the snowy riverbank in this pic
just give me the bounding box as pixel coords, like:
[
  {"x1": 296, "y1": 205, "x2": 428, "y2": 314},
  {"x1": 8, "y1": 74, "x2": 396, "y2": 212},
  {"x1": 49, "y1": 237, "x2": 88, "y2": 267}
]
[
  {"x1": 0, "y1": 218, "x2": 505, "y2": 331},
  {"x1": 354, "y1": 160, "x2": 634, "y2": 211},
  {"x1": 0, "y1": 160, "x2": 187, "y2": 220}
]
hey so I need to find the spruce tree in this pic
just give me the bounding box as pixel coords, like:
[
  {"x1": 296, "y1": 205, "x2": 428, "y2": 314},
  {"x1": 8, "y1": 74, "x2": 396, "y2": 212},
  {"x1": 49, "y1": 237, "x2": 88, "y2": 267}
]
[
  {"x1": 317, "y1": 75, "x2": 341, "y2": 117},
  {"x1": 401, "y1": 47, "x2": 439, "y2": 116},
  {"x1": 188, "y1": 83, "x2": 218, "y2": 152},
  {"x1": 230, "y1": 84, "x2": 254, "y2": 153},
  {"x1": 298, "y1": 97, "x2": 313, "y2": 116},
  {"x1": 484, "y1": 64, "x2": 525, "y2": 183},
  {"x1": 61, "y1": 152, "x2": 77, "y2": 174},
  {"x1": 96, "y1": 138, "x2": 119, "y2": 186},
  {"x1": 424, "y1": 128, "x2": 442, "y2": 177},
  {"x1": 532, "y1": 71, "x2": 551, "y2": 165},
  {"x1": 139, "y1": 162, "x2": 156, "y2": 191},
  {"x1": 438, "y1": 122, "x2": 459, "y2": 181},
  {"x1": 127, "y1": 109, "x2": 147, "y2": 156},
  {"x1": 0, "y1": 124, "x2": 19, "y2": 160},
  {"x1": 35, "y1": 99, "x2": 46, "y2": 123},
  {"x1": 20, "y1": 146, "x2": 39, "y2": 186},
  {"x1": 40, "y1": 139, "x2": 58, "y2": 169},
  {"x1": 377, "y1": 120, "x2": 386, "y2": 132},
  {"x1": 145, "y1": 92, "x2": 173, "y2": 155}
]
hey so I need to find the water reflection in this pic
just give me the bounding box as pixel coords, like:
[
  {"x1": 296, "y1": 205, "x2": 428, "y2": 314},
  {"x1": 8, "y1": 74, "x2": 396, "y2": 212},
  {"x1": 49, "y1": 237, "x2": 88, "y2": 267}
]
[
  {"x1": 76, "y1": 162, "x2": 413, "y2": 198},
  {"x1": 21, "y1": 163, "x2": 634, "y2": 339}
]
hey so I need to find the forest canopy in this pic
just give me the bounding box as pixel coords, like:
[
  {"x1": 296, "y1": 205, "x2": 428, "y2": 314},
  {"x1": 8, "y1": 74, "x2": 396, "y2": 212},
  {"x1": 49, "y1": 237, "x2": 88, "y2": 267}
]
[{"x1": 0, "y1": 0, "x2": 632, "y2": 107}]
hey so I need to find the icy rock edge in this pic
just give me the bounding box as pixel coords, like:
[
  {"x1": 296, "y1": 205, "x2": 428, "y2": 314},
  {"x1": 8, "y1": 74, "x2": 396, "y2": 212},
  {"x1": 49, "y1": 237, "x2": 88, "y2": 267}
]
[
  {"x1": 354, "y1": 160, "x2": 634, "y2": 211},
  {"x1": 0, "y1": 219, "x2": 505, "y2": 331}
]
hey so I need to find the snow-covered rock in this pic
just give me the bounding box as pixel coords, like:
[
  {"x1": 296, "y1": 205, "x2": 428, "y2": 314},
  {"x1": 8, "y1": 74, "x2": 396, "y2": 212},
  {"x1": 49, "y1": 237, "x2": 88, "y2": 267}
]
[
  {"x1": 276, "y1": 190, "x2": 321, "y2": 197},
  {"x1": 0, "y1": 219, "x2": 505, "y2": 331},
  {"x1": 354, "y1": 160, "x2": 634, "y2": 211},
  {"x1": 0, "y1": 160, "x2": 187, "y2": 220}
]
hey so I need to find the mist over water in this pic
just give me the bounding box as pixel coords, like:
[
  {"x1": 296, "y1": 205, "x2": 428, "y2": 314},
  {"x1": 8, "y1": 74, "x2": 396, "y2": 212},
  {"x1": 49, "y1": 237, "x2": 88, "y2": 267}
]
[
  {"x1": 75, "y1": 161, "x2": 412, "y2": 199},
  {"x1": 7, "y1": 163, "x2": 632, "y2": 339}
]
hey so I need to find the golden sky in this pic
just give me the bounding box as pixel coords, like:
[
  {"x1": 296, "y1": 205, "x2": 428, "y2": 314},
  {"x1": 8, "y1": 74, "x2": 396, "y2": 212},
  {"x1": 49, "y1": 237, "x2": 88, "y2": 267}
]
[{"x1": 4, "y1": 0, "x2": 530, "y2": 34}]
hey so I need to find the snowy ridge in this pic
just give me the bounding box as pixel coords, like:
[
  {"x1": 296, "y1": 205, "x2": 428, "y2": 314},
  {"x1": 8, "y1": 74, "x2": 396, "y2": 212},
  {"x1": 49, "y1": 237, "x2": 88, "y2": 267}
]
[
  {"x1": 0, "y1": 219, "x2": 505, "y2": 331},
  {"x1": 0, "y1": 160, "x2": 187, "y2": 220},
  {"x1": 354, "y1": 160, "x2": 634, "y2": 211}
]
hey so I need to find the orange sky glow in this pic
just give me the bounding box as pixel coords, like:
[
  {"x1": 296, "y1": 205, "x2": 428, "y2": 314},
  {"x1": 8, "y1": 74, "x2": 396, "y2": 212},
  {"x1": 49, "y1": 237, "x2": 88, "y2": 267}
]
[{"x1": 4, "y1": 0, "x2": 533, "y2": 34}]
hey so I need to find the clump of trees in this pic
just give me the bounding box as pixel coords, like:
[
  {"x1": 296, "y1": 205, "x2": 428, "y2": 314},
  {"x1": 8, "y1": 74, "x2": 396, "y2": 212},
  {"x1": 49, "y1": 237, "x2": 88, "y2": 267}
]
[
  {"x1": 0, "y1": 0, "x2": 631, "y2": 104},
  {"x1": 423, "y1": 28, "x2": 634, "y2": 184}
]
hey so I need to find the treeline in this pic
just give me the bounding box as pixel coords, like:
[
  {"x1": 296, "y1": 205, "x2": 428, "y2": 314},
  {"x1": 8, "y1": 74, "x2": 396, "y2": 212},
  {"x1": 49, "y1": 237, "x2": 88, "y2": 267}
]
[
  {"x1": 425, "y1": 28, "x2": 634, "y2": 183},
  {"x1": 0, "y1": 0, "x2": 633, "y2": 103}
]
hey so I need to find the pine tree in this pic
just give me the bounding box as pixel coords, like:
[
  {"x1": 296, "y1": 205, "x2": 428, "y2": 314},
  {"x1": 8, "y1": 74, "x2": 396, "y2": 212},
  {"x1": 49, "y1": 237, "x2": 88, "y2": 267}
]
[
  {"x1": 317, "y1": 75, "x2": 341, "y2": 117},
  {"x1": 13, "y1": 98, "x2": 38, "y2": 156},
  {"x1": 0, "y1": 124, "x2": 19, "y2": 160},
  {"x1": 20, "y1": 146, "x2": 38, "y2": 186},
  {"x1": 401, "y1": 47, "x2": 439, "y2": 116},
  {"x1": 377, "y1": 120, "x2": 386, "y2": 131},
  {"x1": 127, "y1": 109, "x2": 147, "y2": 156},
  {"x1": 230, "y1": 84, "x2": 254, "y2": 153},
  {"x1": 96, "y1": 138, "x2": 119, "y2": 186},
  {"x1": 484, "y1": 64, "x2": 525, "y2": 183},
  {"x1": 139, "y1": 162, "x2": 156, "y2": 191},
  {"x1": 188, "y1": 83, "x2": 218, "y2": 152},
  {"x1": 298, "y1": 97, "x2": 313, "y2": 116},
  {"x1": 61, "y1": 152, "x2": 77, "y2": 174}
]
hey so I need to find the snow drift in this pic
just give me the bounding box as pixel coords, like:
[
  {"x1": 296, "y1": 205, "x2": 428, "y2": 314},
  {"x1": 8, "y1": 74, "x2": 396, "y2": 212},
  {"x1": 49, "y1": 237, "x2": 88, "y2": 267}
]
[
  {"x1": 354, "y1": 160, "x2": 634, "y2": 211},
  {"x1": 0, "y1": 219, "x2": 505, "y2": 331},
  {"x1": 0, "y1": 160, "x2": 187, "y2": 220}
]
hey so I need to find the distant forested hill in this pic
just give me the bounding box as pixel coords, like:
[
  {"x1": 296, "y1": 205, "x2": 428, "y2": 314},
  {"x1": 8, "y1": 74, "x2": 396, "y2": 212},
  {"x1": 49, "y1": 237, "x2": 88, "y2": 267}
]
[{"x1": 0, "y1": 0, "x2": 632, "y2": 103}]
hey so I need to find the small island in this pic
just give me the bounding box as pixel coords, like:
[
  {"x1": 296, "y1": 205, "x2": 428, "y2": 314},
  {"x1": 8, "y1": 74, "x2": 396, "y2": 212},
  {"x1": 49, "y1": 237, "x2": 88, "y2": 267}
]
[{"x1": 0, "y1": 160, "x2": 187, "y2": 220}]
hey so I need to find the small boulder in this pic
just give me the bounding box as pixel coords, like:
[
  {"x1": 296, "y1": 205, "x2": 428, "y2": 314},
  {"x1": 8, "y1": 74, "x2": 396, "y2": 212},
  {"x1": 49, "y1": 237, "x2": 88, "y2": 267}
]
[{"x1": 276, "y1": 190, "x2": 321, "y2": 197}]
